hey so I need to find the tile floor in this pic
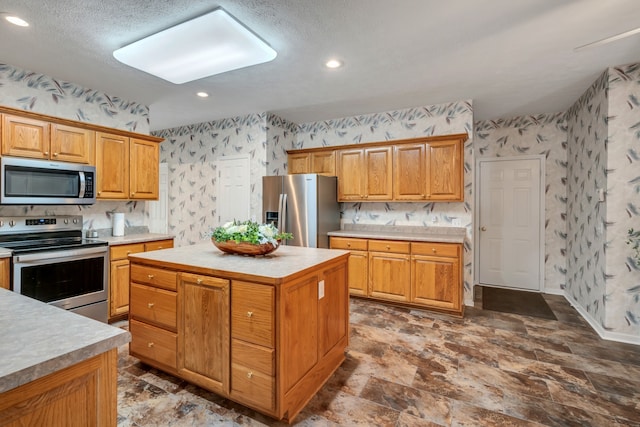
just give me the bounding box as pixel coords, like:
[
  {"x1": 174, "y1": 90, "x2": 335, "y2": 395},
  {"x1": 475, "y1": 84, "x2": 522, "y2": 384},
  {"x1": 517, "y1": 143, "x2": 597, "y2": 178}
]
[{"x1": 116, "y1": 294, "x2": 640, "y2": 426}]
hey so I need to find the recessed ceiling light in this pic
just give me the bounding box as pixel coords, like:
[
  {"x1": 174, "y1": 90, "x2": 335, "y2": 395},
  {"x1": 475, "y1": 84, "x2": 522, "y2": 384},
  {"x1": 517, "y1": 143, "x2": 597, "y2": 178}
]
[
  {"x1": 325, "y1": 59, "x2": 343, "y2": 69},
  {"x1": 4, "y1": 15, "x2": 29, "y2": 27},
  {"x1": 113, "y1": 8, "x2": 277, "y2": 84},
  {"x1": 196, "y1": 92, "x2": 209, "y2": 98},
  {"x1": 574, "y1": 26, "x2": 640, "y2": 51}
]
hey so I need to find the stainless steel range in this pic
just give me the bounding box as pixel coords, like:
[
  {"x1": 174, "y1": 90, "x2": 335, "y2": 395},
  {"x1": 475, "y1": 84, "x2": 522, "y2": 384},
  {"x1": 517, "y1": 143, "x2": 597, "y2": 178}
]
[{"x1": 0, "y1": 215, "x2": 108, "y2": 322}]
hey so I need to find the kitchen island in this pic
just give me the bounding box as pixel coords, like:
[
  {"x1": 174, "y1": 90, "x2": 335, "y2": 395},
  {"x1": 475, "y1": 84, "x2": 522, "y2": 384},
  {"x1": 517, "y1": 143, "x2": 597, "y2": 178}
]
[
  {"x1": 0, "y1": 288, "x2": 130, "y2": 426},
  {"x1": 127, "y1": 243, "x2": 350, "y2": 423}
]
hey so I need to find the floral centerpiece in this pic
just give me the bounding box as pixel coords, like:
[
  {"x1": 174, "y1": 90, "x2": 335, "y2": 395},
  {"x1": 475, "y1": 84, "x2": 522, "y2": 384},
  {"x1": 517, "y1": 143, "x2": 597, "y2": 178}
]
[{"x1": 210, "y1": 220, "x2": 293, "y2": 256}]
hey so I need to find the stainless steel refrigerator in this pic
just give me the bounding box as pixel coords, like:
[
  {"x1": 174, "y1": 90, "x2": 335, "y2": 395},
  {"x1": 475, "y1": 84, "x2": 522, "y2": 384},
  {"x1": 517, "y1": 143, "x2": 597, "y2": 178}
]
[{"x1": 262, "y1": 174, "x2": 340, "y2": 248}]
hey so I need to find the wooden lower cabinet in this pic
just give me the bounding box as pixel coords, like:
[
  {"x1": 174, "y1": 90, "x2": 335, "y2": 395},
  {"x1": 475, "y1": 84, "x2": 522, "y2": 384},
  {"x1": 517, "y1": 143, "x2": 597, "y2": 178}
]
[
  {"x1": 0, "y1": 349, "x2": 117, "y2": 426},
  {"x1": 128, "y1": 254, "x2": 348, "y2": 423},
  {"x1": 330, "y1": 236, "x2": 463, "y2": 316},
  {"x1": 0, "y1": 258, "x2": 10, "y2": 289},
  {"x1": 108, "y1": 238, "x2": 174, "y2": 322}
]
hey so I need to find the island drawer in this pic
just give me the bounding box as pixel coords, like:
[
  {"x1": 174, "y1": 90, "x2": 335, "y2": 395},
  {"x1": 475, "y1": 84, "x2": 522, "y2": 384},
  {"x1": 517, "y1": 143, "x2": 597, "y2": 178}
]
[
  {"x1": 232, "y1": 281, "x2": 274, "y2": 348},
  {"x1": 130, "y1": 319, "x2": 177, "y2": 369},
  {"x1": 144, "y1": 239, "x2": 174, "y2": 252},
  {"x1": 130, "y1": 283, "x2": 177, "y2": 330},
  {"x1": 232, "y1": 338, "x2": 274, "y2": 376},
  {"x1": 230, "y1": 362, "x2": 274, "y2": 412},
  {"x1": 131, "y1": 264, "x2": 177, "y2": 291},
  {"x1": 110, "y1": 243, "x2": 145, "y2": 260},
  {"x1": 411, "y1": 242, "x2": 460, "y2": 258},
  {"x1": 330, "y1": 237, "x2": 368, "y2": 251},
  {"x1": 368, "y1": 239, "x2": 410, "y2": 254}
]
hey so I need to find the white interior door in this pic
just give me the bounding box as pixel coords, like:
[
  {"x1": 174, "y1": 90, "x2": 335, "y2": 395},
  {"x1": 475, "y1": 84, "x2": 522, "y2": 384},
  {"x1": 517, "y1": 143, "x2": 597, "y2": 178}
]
[
  {"x1": 216, "y1": 155, "x2": 250, "y2": 225},
  {"x1": 478, "y1": 157, "x2": 543, "y2": 291}
]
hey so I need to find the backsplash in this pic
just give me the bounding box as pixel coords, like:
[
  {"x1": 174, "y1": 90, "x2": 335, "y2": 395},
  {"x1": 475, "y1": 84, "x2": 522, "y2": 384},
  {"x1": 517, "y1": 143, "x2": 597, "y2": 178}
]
[
  {"x1": 475, "y1": 113, "x2": 568, "y2": 294},
  {"x1": 0, "y1": 63, "x2": 150, "y2": 230}
]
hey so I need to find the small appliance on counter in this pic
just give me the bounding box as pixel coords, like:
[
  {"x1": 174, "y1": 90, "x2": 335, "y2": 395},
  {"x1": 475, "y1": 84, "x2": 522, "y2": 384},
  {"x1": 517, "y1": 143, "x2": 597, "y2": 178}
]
[{"x1": 262, "y1": 174, "x2": 340, "y2": 248}]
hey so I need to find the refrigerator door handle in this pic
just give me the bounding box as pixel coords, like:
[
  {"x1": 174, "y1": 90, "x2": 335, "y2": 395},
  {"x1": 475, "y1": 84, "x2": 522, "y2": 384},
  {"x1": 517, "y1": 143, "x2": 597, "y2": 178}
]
[
  {"x1": 281, "y1": 193, "x2": 288, "y2": 245},
  {"x1": 277, "y1": 193, "x2": 284, "y2": 231}
]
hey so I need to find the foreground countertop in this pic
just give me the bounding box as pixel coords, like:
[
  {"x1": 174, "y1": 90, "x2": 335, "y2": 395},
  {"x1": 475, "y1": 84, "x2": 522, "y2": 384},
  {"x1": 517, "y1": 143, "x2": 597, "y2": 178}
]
[
  {"x1": 328, "y1": 224, "x2": 466, "y2": 243},
  {"x1": 0, "y1": 289, "x2": 130, "y2": 393},
  {"x1": 129, "y1": 243, "x2": 349, "y2": 284}
]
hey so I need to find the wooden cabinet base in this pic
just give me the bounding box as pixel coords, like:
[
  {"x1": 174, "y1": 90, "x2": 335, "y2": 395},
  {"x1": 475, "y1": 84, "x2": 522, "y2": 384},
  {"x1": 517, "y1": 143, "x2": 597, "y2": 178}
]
[
  {"x1": 351, "y1": 294, "x2": 465, "y2": 317},
  {"x1": 0, "y1": 349, "x2": 117, "y2": 427}
]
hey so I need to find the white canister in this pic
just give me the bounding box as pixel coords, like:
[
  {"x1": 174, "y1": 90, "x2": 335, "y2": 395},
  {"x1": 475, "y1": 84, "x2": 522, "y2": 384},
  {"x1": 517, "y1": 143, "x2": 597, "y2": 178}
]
[{"x1": 112, "y1": 213, "x2": 125, "y2": 236}]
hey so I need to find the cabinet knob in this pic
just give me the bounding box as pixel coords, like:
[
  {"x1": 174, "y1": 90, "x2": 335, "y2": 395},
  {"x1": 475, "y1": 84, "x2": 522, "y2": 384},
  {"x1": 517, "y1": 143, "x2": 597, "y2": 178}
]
[
  {"x1": 347, "y1": 243, "x2": 351, "y2": 247},
  {"x1": 98, "y1": 191, "x2": 102, "y2": 195},
  {"x1": 43, "y1": 151, "x2": 49, "y2": 156},
  {"x1": 53, "y1": 152, "x2": 58, "y2": 157},
  {"x1": 147, "y1": 274, "x2": 154, "y2": 279},
  {"x1": 247, "y1": 311, "x2": 253, "y2": 318},
  {"x1": 148, "y1": 342, "x2": 154, "y2": 348},
  {"x1": 148, "y1": 302, "x2": 155, "y2": 308},
  {"x1": 247, "y1": 371, "x2": 253, "y2": 379},
  {"x1": 158, "y1": 246, "x2": 163, "y2": 249},
  {"x1": 196, "y1": 278, "x2": 203, "y2": 284},
  {"x1": 131, "y1": 192, "x2": 135, "y2": 197},
  {"x1": 432, "y1": 248, "x2": 437, "y2": 253},
  {"x1": 386, "y1": 245, "x2": 390, "y2": 250},
  {"x1": 481, "y1": 226, "x2": 487, "y2": 231}
]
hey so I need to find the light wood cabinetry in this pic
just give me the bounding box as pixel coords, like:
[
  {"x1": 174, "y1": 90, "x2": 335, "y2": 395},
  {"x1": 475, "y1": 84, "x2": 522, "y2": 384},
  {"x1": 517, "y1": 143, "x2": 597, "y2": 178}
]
[
  {"x1": 178, "y1": 273, "x2": 230, "y2": 395},
  {"x1": 108, "y1": 238, "x2": 174, "y2": 322},
  {"x1": 0, "y1": 258, "x2": 10, "y2": 290},
  {"x1": 128, "y1": 250, "x2": 349, "y2": 423},
  {"x1": 1, "y1": 114, "x2": 94, "y2": 164},
  {"x1": 0, "y1": 350, "x2": 117, "y2": 426},
  {"x1": 288, "y1": 133, "x2": 466, "y2": 202},
  {"x1": 330, "y1": 236, "x2": 463, "y2": 316},
  {"x1": 130, "y1": 138, "x2": 160, "y2": 199}
]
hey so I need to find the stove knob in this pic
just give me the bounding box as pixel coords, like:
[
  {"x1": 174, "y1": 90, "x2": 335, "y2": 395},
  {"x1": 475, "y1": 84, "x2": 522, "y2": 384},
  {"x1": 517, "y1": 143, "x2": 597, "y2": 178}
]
[
  {"x1": 0, "y1": 221, "x2": 3, "y2": 227},
  {"x1": 64, "y1": 219, "x2": 69, "y2": 224},
  {"x1": 9, "y1": 220, "x2": 15, "y2": 227},
  {"x1": 73, "y1": 218, "x2": 79, "y2": 224}
]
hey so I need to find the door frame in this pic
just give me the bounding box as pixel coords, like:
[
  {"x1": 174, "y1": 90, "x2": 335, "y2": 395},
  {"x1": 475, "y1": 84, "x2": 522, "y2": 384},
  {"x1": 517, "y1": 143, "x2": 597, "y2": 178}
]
[
  {"x1": 474, "y1": 155, "x2": 545, "y2": 292},
  {"x1": 215, "y1": 154, "x2": 251, "y2": 226}
]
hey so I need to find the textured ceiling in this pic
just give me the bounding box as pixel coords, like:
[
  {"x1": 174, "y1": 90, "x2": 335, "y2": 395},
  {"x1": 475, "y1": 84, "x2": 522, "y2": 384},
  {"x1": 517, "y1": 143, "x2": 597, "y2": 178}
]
[{"x1": 1, "y1": 0, "x2": 639, "y2": 130}]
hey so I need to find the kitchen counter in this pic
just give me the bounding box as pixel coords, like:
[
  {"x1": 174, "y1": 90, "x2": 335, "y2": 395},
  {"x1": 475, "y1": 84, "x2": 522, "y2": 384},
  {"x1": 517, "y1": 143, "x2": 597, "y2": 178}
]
[
  {"x1": 0, "y1": 288, "x2": 130, "y2": 393},
  {"x1": 128, "y1": 242, "x2": 349, "y2": 284},
  {"x1": 0, "y1": 248, "x2": 11, "y2": 258},
  {"x1": 328, "y1": 223, "x2": 466, "y2": 243}
]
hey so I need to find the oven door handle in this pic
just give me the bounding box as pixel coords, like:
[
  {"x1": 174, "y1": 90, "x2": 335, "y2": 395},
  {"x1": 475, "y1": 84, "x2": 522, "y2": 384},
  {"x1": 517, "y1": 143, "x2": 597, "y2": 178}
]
[{"x1": 13, "y1": 246, "x2": 108, "y2": 263}]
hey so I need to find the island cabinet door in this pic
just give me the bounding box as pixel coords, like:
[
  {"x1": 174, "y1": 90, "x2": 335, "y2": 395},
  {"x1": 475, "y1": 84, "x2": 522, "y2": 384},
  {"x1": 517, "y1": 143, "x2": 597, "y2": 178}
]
[{"x1": 177, "y1": 273, "x2": 230, "y2": 395}]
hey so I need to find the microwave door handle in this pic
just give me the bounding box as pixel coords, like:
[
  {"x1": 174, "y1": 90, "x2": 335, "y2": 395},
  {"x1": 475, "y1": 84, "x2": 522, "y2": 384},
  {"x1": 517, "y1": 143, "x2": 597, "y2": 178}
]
[{"x1": 78, "y1": 171, "x2": 86, "y2": 197}]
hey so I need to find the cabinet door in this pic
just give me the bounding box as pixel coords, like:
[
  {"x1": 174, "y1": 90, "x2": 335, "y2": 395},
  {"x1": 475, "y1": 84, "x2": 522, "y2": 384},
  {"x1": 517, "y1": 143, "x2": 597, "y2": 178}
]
[
  {"x1": 311, "y1": 151, "x2": 336, "y2": 176},
  {"x1": 0, "y1": 258, "x2": 9, "y2": 290},
  {"x1": 427, "y1": 139, "x2": 463, "y2": 201},
  {"x1": 318, "y1": 262, "x2": 348, "y2": 356},
  {"x1": 1, "y1": 115, "x2": 50, "y2": 159},
  {"x1": 96, "y1": 132, "x2": 129, "y2": 199},
  {"x1": 364, "y1": 146, "x2": 393, "y2": 200},
  {"x1": 287, "y1": 152, "x2": 310, "y2": 174},
  {"x1": 369, "y1": 252, "x2": 410, "y2": 301},
  {"x1": 346, "y1": 251, "x2": 368, "y2": 296},
  {"x1": 178, "y1": 273, "x2": 230, "y2": 394},
  {"x1": 337, "y1": 149, "x2": 364, "y2": 200},
  {"x1": 50, "y1": 124, "x2": 94, "y2": 164},
  {"x1": 130, "y1": 138, "x2": 159, "y2": 199},
  {"x1": 394, "y1": 143, "x2": 427, "y2": 200},
  {"x1": 109, "y1": 258, "x2": 130, "y2": 318},
  {"x1": 411, "y1": 255, "x2": 461, "y2": 311}
]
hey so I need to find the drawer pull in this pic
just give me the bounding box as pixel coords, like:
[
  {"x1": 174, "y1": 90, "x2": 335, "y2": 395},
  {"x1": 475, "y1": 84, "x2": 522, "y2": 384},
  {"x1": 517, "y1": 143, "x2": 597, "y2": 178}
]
[
  {"x1": 247, "y1": 371, "x2": 253, "y2": 379},
  {"x1": 148, "y1": 342, "x2": 154, "y2": 348},
  {"x1": 148, "y1": 302, "x2": 155, "y2": 308},
  {"x1": 432, "y1": 248, "x2": 437, "y2": 253},
  {"x1": 386, "y1": 245, "x2": 390, "y2": 249},
  {"x1": 148, "y1": 274, "x2": 154, "y2": 279},
  {"x1": 196, "y1": 278, "x2": 203, "y2": 284},
  {"x1": 247, "y1": 311, "x2": 253, "y2": 318},
  {"x1": 347, "y1": 243, "x2": 351, "y2": 247},
  {"x1": 53, "y1": 152, "x2": 58, "y2": 157}
]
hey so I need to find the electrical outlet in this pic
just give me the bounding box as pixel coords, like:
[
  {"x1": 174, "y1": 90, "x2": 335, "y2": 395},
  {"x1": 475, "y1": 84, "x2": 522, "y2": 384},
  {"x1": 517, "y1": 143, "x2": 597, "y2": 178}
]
[
  {"x1": 452, "y1": 218, "x2": 462, "y2": 227},
  {"x1": 318, "y1": 280, "x2": 325, "y2": 299}
]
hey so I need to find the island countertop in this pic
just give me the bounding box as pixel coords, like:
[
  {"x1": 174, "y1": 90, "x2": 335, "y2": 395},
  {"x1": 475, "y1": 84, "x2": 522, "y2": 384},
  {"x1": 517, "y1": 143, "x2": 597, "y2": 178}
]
[
  {"x1": 0, "y1": 289, "x2": 130, "y2": 393},
  {"x1": 128, "y1": 242, "x2": 350, "y2": 285}
]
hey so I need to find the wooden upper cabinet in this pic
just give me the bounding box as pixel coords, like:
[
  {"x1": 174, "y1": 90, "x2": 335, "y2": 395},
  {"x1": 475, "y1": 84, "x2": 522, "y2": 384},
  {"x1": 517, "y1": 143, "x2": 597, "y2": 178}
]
[
  {"x1": 364, "y1": 147, "x2": 392, "y2": 200},
  {"x1": 130, "y1": 138, "x2": 159, "y2": 199},
  {"x1": 394, "y1": 143, "x2": 427, "y2": 200},
  {"x1": 96, "y1": 132, "x2": 129, "y2": 199},
  {"x1": 337, "y1": 149, "x2": 364, "y2": 200},
  {"x1": 311, "y1": 151, "x2": 335, "y2": 176},
  {"x1": 51, "y1": 124, "x2": 94, "y2": 164},
  {"x1": 288, "y1": 152, "x2": 310, "y2": 174},
  {"x1": 427, "y1": 140, "x2": 463, "y2": 201},
  {"x1": 1, "y1": 115, "x2": 50, "y2": 159}
]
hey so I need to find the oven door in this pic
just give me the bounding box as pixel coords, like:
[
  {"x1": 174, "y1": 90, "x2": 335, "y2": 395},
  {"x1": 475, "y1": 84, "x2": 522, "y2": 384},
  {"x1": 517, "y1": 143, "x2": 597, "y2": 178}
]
[{"x1": 12, "y1": 246, "x2": 108, "y2": 320}]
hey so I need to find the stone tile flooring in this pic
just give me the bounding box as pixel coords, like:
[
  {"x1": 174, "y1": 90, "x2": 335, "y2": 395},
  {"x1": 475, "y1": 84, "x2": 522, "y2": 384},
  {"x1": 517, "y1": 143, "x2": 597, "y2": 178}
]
[{"x1": 117, "y1": 295, "x2": 640, "y2": 426}]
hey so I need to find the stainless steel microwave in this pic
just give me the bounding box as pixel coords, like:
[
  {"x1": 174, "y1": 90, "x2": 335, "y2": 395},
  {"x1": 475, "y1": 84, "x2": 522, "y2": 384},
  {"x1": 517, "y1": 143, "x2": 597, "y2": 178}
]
[{"x1": 0, "y1": 157, "x2": 96, "y2": 205}]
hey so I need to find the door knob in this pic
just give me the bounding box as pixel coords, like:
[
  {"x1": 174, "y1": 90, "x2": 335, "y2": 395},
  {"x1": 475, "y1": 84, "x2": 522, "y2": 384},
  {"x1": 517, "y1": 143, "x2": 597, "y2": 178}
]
[{"x1": 481, "y1": 226, "x2": 487, "y2": 231}]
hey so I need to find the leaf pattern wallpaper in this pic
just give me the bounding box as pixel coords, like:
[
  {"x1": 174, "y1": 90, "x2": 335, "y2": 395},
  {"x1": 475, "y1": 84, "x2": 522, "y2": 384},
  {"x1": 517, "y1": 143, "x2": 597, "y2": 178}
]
[
  {"x1": 1, "y1": 58, "x2": 639, "y2": 341},
  {"x1": 475, "y1": 113, "x2": 568, "y2": 295},
  {"x1": 0, "y1": 63, "x2": 150, "y2": 230}
]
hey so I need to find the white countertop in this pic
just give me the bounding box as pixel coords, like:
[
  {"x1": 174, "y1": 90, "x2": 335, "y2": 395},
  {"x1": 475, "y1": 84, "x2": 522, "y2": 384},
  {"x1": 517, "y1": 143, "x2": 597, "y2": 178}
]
[
  {"x1": 328, "y1": 224, "x2": 466, "y2": 243},
  {"x1": 0, "y1": 289, "x2": 130, "y2": 393},
  {"x1": 129, "y1": 242, "x2": 349, "y2": 284}
]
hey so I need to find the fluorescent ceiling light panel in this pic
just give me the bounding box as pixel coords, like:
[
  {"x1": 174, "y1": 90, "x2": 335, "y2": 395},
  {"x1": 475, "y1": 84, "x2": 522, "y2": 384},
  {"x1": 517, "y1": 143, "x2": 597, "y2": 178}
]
[{"x1": 113, "y1": 8, "x2": 277, "y2": 84}]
